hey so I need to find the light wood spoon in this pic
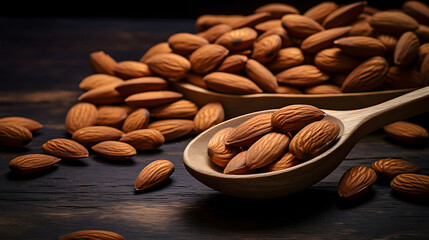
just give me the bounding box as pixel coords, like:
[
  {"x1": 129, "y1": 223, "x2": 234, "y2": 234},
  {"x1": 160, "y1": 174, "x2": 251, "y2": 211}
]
[{"x1": 183, "y1": 86, "x2": 429, "y2": 199}]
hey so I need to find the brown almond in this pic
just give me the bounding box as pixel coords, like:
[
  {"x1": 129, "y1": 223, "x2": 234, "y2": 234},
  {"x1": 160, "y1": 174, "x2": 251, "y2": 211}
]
[
  {"x1": 304, "y1": 1, "x2": 339, "y2": 23},
  {"x1": 207, "y1": 127, "x2": 240, "y2": 167},
  {"x1": 261, "y1": 151, "x2": 302, "y2": 172},
  {"x1": 276, "y1": 65, "x2": 330, "y2": 87},
  {"x1": 314, "y1": 47, "x2": 361, "y2": 73},
  {"x1": 112, "y1": 61, "x2": 152, "y2": 79},
  {"x1": 95, "y1": 105, "x2": 128, "y2": 128},
  {"x1": 338, "y1": 166, "x2": 377, "y2": 199},
  {"x1": 281, "y1": 14, "x2": 324, "y2": 38},
  {"x1": 349, "y1": 18, "x2": 375, "y2": 36},
  {"x1": 382, "y1": 66, "x2": 424, "y2": 90},
  {"x1": 383, "y1": 121, "x2": 429, "y2": 143},
  {"x1": 245, "y1": 132, "x2": 290, "y2": 169},
  {"x1": 416, "y1": 24, "x2": 429, "y2": 43},
  {"x1": 196, "y1": 14, "x2": 246, "y2": 32},
  {"x1": 254, "y1": 3, "x2": 299, "y2": 19},
  {"x1": 257, "y1": 27, "x2": 292, "y2": 48},
  {"x1": 251, "y1": 34, "x2": 282, "y2": 63},
  {"x1": 226, "y1": 113, "x2": 273, "y2": 148},
  {"x1": 390, "y1": 173, "x2": 429, "y2": 198},
  {"x1": 185, "y1": 72, "x2": 208, "y2": 89},
  {"x1": 0, "y1": 123, "x2": 32, "y2": 148},
  {"x1": 42, "y1": 138, "x2": 88, "y2": 159},
  {"x1": 402, "y1": 1, "x2": 429, "y2": 25},
  {"x1": 146, "y1": 53, "x2": 191, "y2": 79},
  {"x1": 215, "y1": 27, "x2": 258, "y2": 51},
  {"x1": 197, "y1": 24, "x2": 232, "y2": 43},
  {"x1": 65, "y1": 102, "x2": 98, "y2": 134},
  {"x1": 9, "y1": 154, "x2": 60, "y2": 175},
  {"x1": 79, "y1": 74, "x2": 124, "y2": 91},
  {"x1": 271, "y1": 104, "x2": 326, "y2": 133},
  {"x1": 0, "y1": 116, "x2": 42, "y2": 132},
  {"x1": 120, "y1": 129, "x2": 165, "y2": 151},
  {"x1": 125, "y1": 90, "x2": 183, "y2": 108},
  {"x1": 216, "y1": 54, "x2": 248, "y2": 73},
  {"x1": 223, "y1": 151, "x2": 256, "y2": 175},
  {"x1": 245, "y1": 59, "x2": 278, "y2": 93},
  {"x1": 304, "y1": 84, "x2": 342, "y2": 94},
  {"x1": 91, "y1": 141, "x2": 136, "y2": 161},
  {"x1": 369, "y1": 11, "x2": 419, "y2": 35},
  {"x1": 193, "y1": 102, "x2": 225, "y2": 133},
  {"x1": 140, "y1": 42, "x2": 172, "y2": 63},
  {"x1": 134, "y1": 160, "x2": 175, "y2": 191},
  {"x1": 377, "y1": 34, "x2": 398, "y2": 54},
  {"x1": 334, "y1": 36, "x2": 387, "y2": 58},
  {"x1": 167, "y1": 32, "x2": 209, "y2": 56},
  {"x1": 78, "y1": 83, "x2": 124, "y2": 105},
  {"x1": 394, "y1": 31, "x2": 420, "y2": 68},
  {"x1": 189, "y1": 44, "x2": 229, "y2": 74},
  {"x1": 301, "y1": 26, "x2": 352, "y2": 54},
  {"x1": 266, "y1": 47, "x2": 305, "y2": 72},
  {"x1": 421, "y1": 52, "x2": 429, "y2": 84},
  {"x1": 59, "y1": 230, "x2": 125, "y2": 240},
  {"x1": 71, "y1": 126, "x2": 124, "y2": 147},
  {"x1": 148, "y1": 119, "x2": 194, "y2": 141},
  {"x1": 322, "y1": 1, "x2": 367, "y2": 29},
  {"x1": 203, "y1": 72, "x2": 263, "y2": 94},
  {"x1": 89, "y1": 51, "x2": 117, "y2": 75},
  {"x1": 341, "y1": 56, "x2": 389, "y2": 93},
  {"x1": 254, "y1": 19, "x2": 282, "y2": 32},
  {"x1": 121, "y1": 108, "x2": 150, "y2": 133},
  {"x1": 289, "y1": 120, "x2": 340, "y2": 160},
  {"x1": 229, "y1": 12, "x2": 272, "y2": 29},
  {"x1": 276, "y1": 85, "x2": 303, "y2": 94},
  {"x1": 114, "y1": 77, "x2": 168, "y2": 97},
  {"x1": 150, "y1": 99, "x2": 199, "y2": 119},
  {"x1": 330, "y1": 73, "x2": 349, "y2": 86},
  {"x1": 372, "y1": 158, "x2": 420, "y2": 180}
]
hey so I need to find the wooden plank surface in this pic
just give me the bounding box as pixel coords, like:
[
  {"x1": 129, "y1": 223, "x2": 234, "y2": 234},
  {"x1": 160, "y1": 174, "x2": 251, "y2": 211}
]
[{"x1": 0, "y1": 17, "x2": 429, "y2": 240}]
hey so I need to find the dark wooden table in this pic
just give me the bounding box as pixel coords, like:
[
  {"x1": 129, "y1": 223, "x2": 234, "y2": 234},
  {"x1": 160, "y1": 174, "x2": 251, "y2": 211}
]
[{"x1": 0, "y1": 17, "x2": 428, "y2": 240}]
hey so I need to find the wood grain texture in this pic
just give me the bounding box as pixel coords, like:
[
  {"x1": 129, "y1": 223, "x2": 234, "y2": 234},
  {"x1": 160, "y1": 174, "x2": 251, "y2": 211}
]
[{"x1": 0, "y1": 17, "x2": 429, "y2": 240}]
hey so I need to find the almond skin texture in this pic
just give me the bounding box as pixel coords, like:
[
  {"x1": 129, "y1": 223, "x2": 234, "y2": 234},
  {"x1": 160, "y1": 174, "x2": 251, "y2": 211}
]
[
  {"x1": 276, "y1": 65, "x2": 330, "y2": 87},
  {"x1": 289, "y1": 120, "x2": 340, "y2": 160},
  {"x1": 338, "y1": 166, "x2": 377, "y2": 199},
  {"x1": 148, "y1": 119, "x2": 194, "y2": 141},
  {"x1": 257, "y1": 27, "x2": 292, "y2": 48},
  {"x1": 261, "y1": 152, "x2": 302, "y2": 173},
  {"x1": 59, "y1": 230, "x2": 125, "y2": 240},
  {"x1": 151, "y1": 99, "x2": 199, "y2": 120},
  {"x1": 0, "y1": 116, "x2": 42, "y2": 132},
  {"x1": 185, "y1": 72, "x2": 207, "y2": 89},
  {"x1": 215, "y1": 27, "x2": 258, "y2": 51},
  {"x1": 72, "y1": 126, "x2": 124, "y2": 147},
  {"x1": 65, "y1": 102, "x2": 99, "y2": 134},
  {"x1": 254, "y1": 19, "x2": 282, "y2": 32},
  {"x1": 369, "y1": 11, "x2": 419, "y2": 35},
  {"x1": 251, "y1": 34, "x2": 282, "y2": 63},
  {"x1": 125, "y1": 91, "x2": 183, "y2": 108},
  {"x1": 197, "y1": 24, "x2": 232, "y2": 43},
  {"x1": 135, "y1": 160, "x2": 175, "y2": 191},
  {"x1": 226, "y1": 113, "x2": 273, "y2": 148},
  {"x1": 394, "y1": 31, "x2": 420, "y2": 68},
  {"x1": 42, "y1": 138, "x2": 89, "y2": 159},
  {"x1": 216, "y1": 54, "x2": 248, "y2": 73},
  {"x1": 271, "y1": 104, "x2": 326, "y2": 133},
  {"x1": 383, "y1": 121, "x2": 429, "y2": 143},
  {"x1": 193, "y1": 102, "x2": 225, "y2": 133},
  {"x1": 402, "y1": 1, "x2": 429, "y2": 25},
  {"x1": 223, "y1": 151, "x2": 256, "y2": 175},
  {"x1": 245, "y1": 132, "x2": 291, "y2": 169},
  {"x1": 189, "y1": 44, "x2": 229, "y2": 74},
  {"x1": 140, "y1": 42, "x2": 173, "y2": 63},
  {"x1": 9, "y1": 154, "x2": 61, "y2": 175},
  {"x1": 146, "y1": 53, "x2": 191, "y2": 79},
  {"x1": 266, "y1": 47, "x2": 305, "y2": 73},
  {"x1": 0, "y1": 123, "x2": 32, "y2": 148},
  {"x1": 245, "y1": 59, "x2": 278, "y2": 93},
  {"x1": 120, "y1": 129, "x2": 165, "y2": 151},
  {"x1": 203, "y1": 72, "x2": 263, "y2": 94},
  {"x1": 168, "y1": 32, "x2": 209, "y2": 56},
  {"x1": 341, "y1": 56, "x2": 389, "y2": 93},
  {"x1": 314, "y1": 47, "x2": 361, "y2": 73},
  {"x1": 95, "y1": 105, "x2": 128, "y2": 129},
  {"x1": 208, "y1": 127, "x2": 240, "y2": 167},
  {"x1": 322, "y1": 1, "x2": 366, "y2": 29},
  {"x1": 301, "y1": 26, "x2": 352, "y2": 54},
  {"x1": 79, "y1": 74, "x2": 124, "y2": 91},
  {"x1": 304, "y1": 84, "x2": 342, "y2": 94},
  {"x1": 113, "y1": 61, "x2": 152, "y2": 79},
  {"x1": 78, "y1": 83, "x2": 124, "y2": 105},
  {"x1": 304, "y1": 1, "x2": 339, "y2": 23},
  {"x1": 89, "y1": 51, "x2": 117, "y2": 75},
  {"x1": 91, "y1": 141, "x2": 137, "y2": 161},
  {"x1": 114, "y1": 77, "x2": 168, "y2": 97},
  {"x1": 372, "y1": 158, "x2": 420, "y2": 180},
  {"x1": 382, "y1": 66, "x2": 424, "y2": 90},
  {"x1": 390, "y1": 173, "x2": 429, "y2": 198},
  {"x1": 121, "y1": 108, "x2": 150, "y2": 133},
  {"x1": 334, "y1": 36, "x2": 387, "y2": 58},
  {"x1": 281, "y1": 14, "x2": 324, "y2": 38}
]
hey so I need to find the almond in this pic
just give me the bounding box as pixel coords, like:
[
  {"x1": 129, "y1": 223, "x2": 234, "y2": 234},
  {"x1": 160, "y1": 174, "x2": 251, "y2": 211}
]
[
  {"x1": 245, "y1": 59, "x2": 278, "y2": 93},
  {"x1": 0, "y1": 116, "x2": 42, "y2": 132},
  {"x1": 229, "y1": 12, "x2": 271, "y2": 29},
  {"x1": 150, "y1": 99, "x2": 199, "y2": 119},
  {"x1": 377, "y1": 34, "x2": 397, "y2": 54},
  {"x1": 330, "y1": 73, "x2": 349, "y2": 86},
  {"x1": 193, "y1": 102, "x2": 225, "y2": 133},
  {"x1": 257, "y1": 27, "x2": 292, "y2": 48},
  {"x1": 196, "y1": 14, "x2": 245, "y2": 32},
  {"x1": 304, "y1": 1, "x2": 339, "y2": 23},
  {"x1": 114, "y1": 77, "x2": 168, "y2": 97},
  {"x1": 216, "y1": 54, "x2": 248, "y2": 73},
  {"x1": 372, "y1": 158, "x2": 420, "y2": 180},
  {"x1": 266, "y1": 47, "x2": 304, "y2": 72},
  {"x1": 0, "y1": 123, "x2": 32, "y2": 148},
  {"x1": 261, "y1": 151, "x2": 302, "y2": 172},
  {"x1": 59, "y1": 230, "x2": 125, "y2": 240},
  {"x1": 334, "y1": 36, "x2": 387, "y2": 58},
  {"x1": 95, "y1": 105, "x2": 128, "y2": 128},
  {"x1": 314, "y1": 47, "x2": 361, "y2": 73},
  {"x1": 9, "y1": 154, "x2": 61, "y2": 175},
  {"x1": 394, "y1": 31, "x2": 420, "y2": 68},
  {"x1": 369, "y1": 11, "x2": 419, "y2": 35},
  {"x1": 134, "y1": 160, "x2": 175, "y2": 191},
  {"x1": 215, "y1": 27, "x2": 258, "y2": 51},
  {"x1": 79, "y1": 74, "x2": 124, "y2": 91},
  {"x1": 145, "y1": 53, "x2": 191, "y2": 79},
  {"x1": 289, "y1": 120, "x2": 340, "y2": 160},
  {"x1": 276, "y1": 65, "x2": 330, "y2": 87},
  {"x1": 78, "y1": 83, "x2": 124, "y2": 105},
  {"x1": 140, "y1": 42, "x2": 172, "y2": 63},
  {"x1": 341, "y1": 56, "x2": 389, "y2": 93},
  {"x1": 223, "y1": 151, "x2": 255, "y2": 174},
  {"x1": 245, "y1": 132, "x2": 291, "y2": 169},
  {"x1": 254, "y1": 3, "x2": 299, "y2": 19},
  {"x1": 207, "y1": 127, "x2": 240, "y2": 167},
  {"x1": 416, "y1": 24, "x2": 429, "y2": 43},
  {"x1": 301, "y1": 26, "x2": 352, "y2": 54},
  {"x1": 251, "y1": 34, "x2": 282, "y2": 63},
  {"x1": 338, "y1": 166, "x2": 377, "y2": 199},
  {"x1": 148, "y1": 119, "x2": 194, "y2": 141},
  {"x1": 382, "y1": 66, "x2": 424, "y2": 90},
  {"x1": 185, "y1": 72, "x2": 208, "y2": 89},
  {"x1": 322, "y1": 1, "x2": 366, "y2": 29},
  {"x1": 349, "y1": 18, "x2": 375, "y2": 36},
  {"x1": 65, "y1": 102, "x2": 98, "y2": 134},
  {"x1": 390, "y1": 173, "x2": 429, "y2": 198},
  {"x1": 167, "y1": 32, "x2": 209, "y2": 56},
  {"x1": 120, "y1": 129, "x2": 165, "y2": 151},
  {"x1": 189, "y1": 44, "x2": 229, "y2": 74},
  {"x1": 402, "y1": 1, "x2": 429, "y2": 25},
  {"x1": 42, "y1": 138, "x2": 88, "y2": 159},
  {"x1": 197, "y1": 24, "x2": 232, "y2": 43},
  {"x1": 271, "y1": 104, "x2": 326, "y2": 133},
  {"x1": 91, "y1": 141, "x2": 136, "y2": 161},
  {"x1": 125, "y1": 90, "x2": 183, "y2": 108},
  {"x1": 281, "y1": 14, "x2": 324, "y2": 38},
  {"x1": 226, "y1": 113, "x2": 273, "y2": 147},
  {"x1": 276, "y1": 85, "x2": 303, "y2": 94},
  {"x1": 112, "y1": 61, "x2": 152, "y2": 79},
  {"x1": 421, "y1": 53, "x2": 429, "y2": 84},
  {"x1": 71, "y1": 126, "x2": 124, "y2": 147},
  {"x1": 254, "y1": 19, "x2": 282, "y2": 32},
  {"x1": 304, "y1": 84, "x2": 342, "y2": 94},
  {"x1": 203, "y1": 72, "x2": 263, "y2": 94},
  {"x1": 89, "y1": 51, "x2": 117, "y2": 75},
  {"x1": 383, "y1": 121, "x2": 429, "y2": 143}
]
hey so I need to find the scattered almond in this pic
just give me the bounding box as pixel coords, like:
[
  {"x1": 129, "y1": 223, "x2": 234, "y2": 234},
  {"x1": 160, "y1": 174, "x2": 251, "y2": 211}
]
[
  {"x1": 390, "y1": 173, "x2": 429, "y2": 198},
  {"x1": 9, "y1": 154, "x2": 61, "y2": 175},
  {"x1": 148, "y1": 119, "x2": 194, "y2": 141},
  {"x1": 42, "y1": 138, "x2": 88, "y2": 159},
  {"x1": 193, "y1": 102, "x2": 225, "y2": 133},
  {"x1": 0, "y1": 123, "x2": 32, "y2": 148},
  {"x1": 71, "y1": 126, "x2": 124, "y2": 147},
  {"x1": 372, "y1": 158, "x2": 420, "y2": 180},
  {"x1": 120, "y1": 129, "x2": 165, "y2": 151},
  {"x1": 0, "y1": 116, "x2": 42, "y2": 132},
  {"x1": 383, "y1": 121, "x2": 429, "y2": 143},
  {"x1": 338, "y1": 165, "x2": 377, "y2": 199},
  {"x1": 91, "y1": 141, "x2": 136, "y2": 161},
  {"x1": 65, "y1": 102, "x2": 98, "y2": 134},
  {"x1": 135, "y1": 160, "x2": 175, "y2": 191}
]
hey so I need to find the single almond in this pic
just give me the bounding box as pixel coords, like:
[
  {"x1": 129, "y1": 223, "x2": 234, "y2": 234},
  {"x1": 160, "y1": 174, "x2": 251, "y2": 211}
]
[
  {"x1": 78, "y1": 83, "x2": 124, "y2": 105},
  {"x1": 390, "y1": 173, "x2": 429, "y2": 198},
  {"x1": 256, "y1": 27, "x2": 292, "y2": 48},
  {"x1": 168, "y1": 32, "x2": 209, "y2": 56},
  {"x1": 125, "y1": 90, "x2": 183, "y2": 108},
  {"x1": 148, "y1": 119, "x2": 194, "y2": 141},
  {"x1": 95, "y1": 105, "x2": 128, "y2": 129},
  {"x1": 261, "y1": 151, "x2": 302, "y2": 172},
  {"x1": 301, "y1": 26, "x2": 352, "y2": 54},
  {"x1": 193, "y1": 102, "x2": 225, "y2": 133},
  {"x1": 91, "y1": 141, "x2": 136, "y2": 161},
  {"x1": 382, "y1": 66, "x2": 424, "y2": 90},
  {"x1": 65, "y1": 102, "x2": 98, "y2": 134},
  {"x1": 383, "y1": 121, "x2": 429, "y2": 143},
  {"x1": 223, "y1": 151, "x2": 255, "y2": 175},
  {"x1": 189, "y1": 44, "x2": 229, "y2": 74},
  {"x1": 289, "y1": 120, "x2": 340, "y2": 160},
  {"x1": 251, "y1": 34, "x2": 282, "y2": 63},
  {"x1": 372, "y1": 158, "x2": 420, "y2": 180},
  {"x1": 334, "y1": 36, "x2": 387, "y2": 58},
  {"x1": 271, "y1": 104, "x2": 326, "y2": 133},
  {"x1": 150, "y1": 99, "x2": 199, "y2": 119},
  {"x1": 229, "y1": 12, "x2": 272, "y2": 29},
  {"x1": 314, "y1": 47, "x2": 362, "y2": 73},
  {"x1": 349, "y1": 18, "x2": 375, "y2": 36},
  {"x1": 254, "y1": 3, "x2": 299, "y2": 19},
  {"x1": 0, "y1": 123, "x2": 32, "y2": 148},
  {"x1": 120, "y1": 129, "x2": 165, "y2": 151},
  {"x1": 369, "y1": 11, "x2": 419, "y2": 35},
  {"x1": 216, "y1": 54, "x2": 248, "y2": 73},
  {"x1": 215, "y1": 27, "x2": 258, "y2": 52},
  {"x1": 59, "y1": 230, "x2": 125, "y2": 240},
  {"x1": 185, "y1": 72, "x2": 208, "y2": 88},
  {"x1": 9, "y1": 154, "x2": 61, "y2": 175},
  {"x1": 402, "y1": 1, "x2": 429, "y2": 25},
  {"x1": 89, "y1": 51, "x2": 117, "y2": 75},
  {"x1": 281, "y1": 14, "x2": 324, "y2": 38},
  {"x1": 377, "y1": 34, "x2": 397, "y2": 54},
  {"x1": 254, "y1": 19, "x2": 282, "y2": 32},
  {"x1": 140, "y1": 42, "x2": 173, "y2": 63},
  {"x1": 134, "y1": 160, "x2": 175, "y2": 191},
  {"x1": 42, "y1": 138, "x2": 88, "y2": 159},
  {"x1": 304, "y1": 84, "x2": 342, "y2": 94},
  {"x1": 394, "y1": 31, "x2": 420, "y2": 68},
  {"x1": 79, "y1": 74, "x2": 124, "y2": 91},
  {"x1": 245, "y1": 59, "x2": 278, "y2": 93},
  {"x1": 304, "y1": 1, "x2": 339, "y2": 23},
  {"x1": 112, "y1": 61, "x2": 152, "y2": 79},
  {"x1": 114, "y1": 77, "x2": 168, "y2": 97},
  {"x1": 276, "y1": 65, "x2": 330, "y2": 87},
  {"x1": 207, "y1": 127, "x2": 240, "y2": 167},
  {"x1": 416, "y1": 24, "x2": 429, "y2": 45},
  {"x1": 203, "y1": 72, "x2": 263, "y2": 94},
  {"x1": 146, "y1": 53, "x2": 191, "y2": 79},
  {"x1": 322, "y1": 1, "x2": 367, "y2": 29},
  {"x1": 71, "y1": 126, "x2": 124, "y2": 147},
  {"x1": 276, "y1": 85, "x2": 303, "y2": 94},
  {"x1": 197, "y1": 24, "x2": 232, "y2": 43},
  {"x1": 226, "y1": 113, "x2": 273, "y2": 148},
  {"x1": 0, "y1": 116, "x2": 42, "y2": 132},
  {"x1": 266, "y1": 47, "x2": 305, "y2": 72},
  {"x1": 338, "y1": 165, "x2": 377, "y2": 199}
]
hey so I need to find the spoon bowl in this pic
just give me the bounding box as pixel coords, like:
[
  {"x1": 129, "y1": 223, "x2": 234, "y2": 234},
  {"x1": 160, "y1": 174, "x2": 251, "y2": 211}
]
[{"x1": 183, "y1": 86, "x2": 429, "y2": 199}]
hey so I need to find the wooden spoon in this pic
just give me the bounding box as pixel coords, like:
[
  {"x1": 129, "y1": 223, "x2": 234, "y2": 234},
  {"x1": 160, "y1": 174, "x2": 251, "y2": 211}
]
[{"x1": 183, "y1": 86, "x2": 429, "y2": 199}]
